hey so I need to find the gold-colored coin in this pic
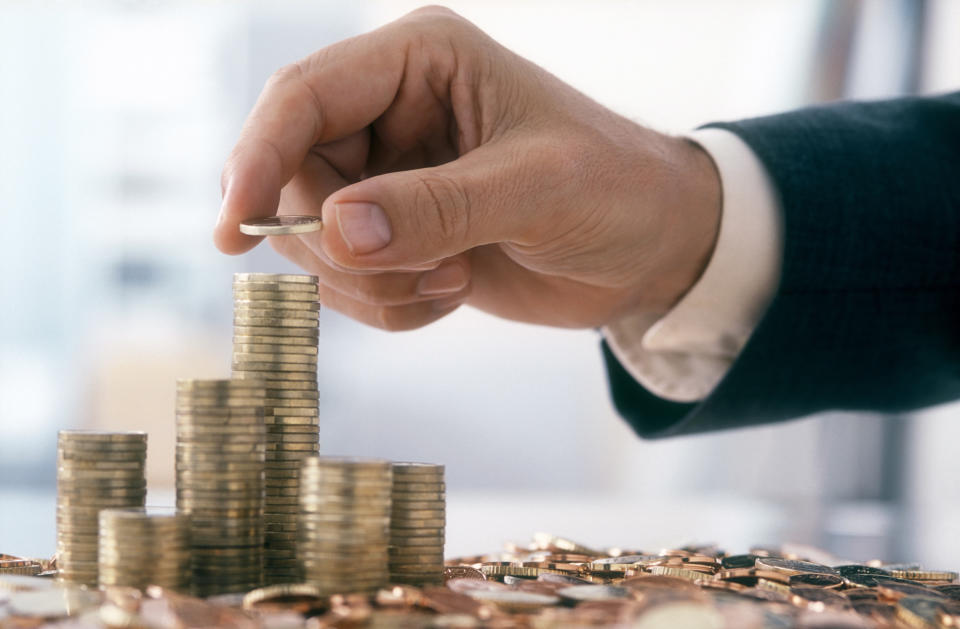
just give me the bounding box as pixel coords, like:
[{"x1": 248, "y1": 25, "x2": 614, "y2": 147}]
[
  {"x1": 389, "y1": 500, "x2": 446, "y2": 511},
  {"x1": 177, "y1": 438, "x2": 265, "y2": 451},
  {"x1": 233, "y1": 370, "x2": 317, "y2": 382},
  {"x1": 266, "y1": 439, "x2": 318, "y2": 450},
  {"x1": 392, "y1": 492, "x2": 445, "y2": 502},
  {"x1": 267, "y1": 424, "x2": 319, "y2": 435},
  {"x1": 239, "y1": 215, "x2": 323, "y2": 236},
  {"x1": 233, "y1": 313, "x2": 318, "y2": 329},
  {"x1": 392, "y1": 462, "x2": 445, "y2": 476},
  {"x1": 234, "y1": 353, "x2": 317, "y2": 366},
  {"x1": 58, "y1": 430, "x2": 147, "y2": 443},
  {"x1": 233, "y1": 335, "x2": 319, "y2": 348},
  {"x1": 303, "y1": 456, "x2": 391, "y2": 470},
  {"x1": 266, "y1": 436, "x2": 319, "y2": 448},
  {"x1": 234, "y1": 298, "x2": 322, "y2": 310},
  {"x1": 232, "y1": 325, "x2": 319, "y2": 338},
  {"x1": 234, "y1": 272, "x2": 318, "y2": 284},
  {"x1": 262, "y1": 390, "x2": 320, "y2": 401},
  {"x1": 234, "y1": 308, "x2": 318, "y2": 320},
  {"x1": 390, "y1": 519, "x2": 446, "y2": 529},
  {"x1": 232, "y1": 363, "x2": 317, "y2": 374},
  {"x1": 890, "y1": 569, "x2": 958, "y2": 582},
  {"x1": 57, "y1": 474, "x2": 146, "y2": 485},
  {"x1": 234, "y1": 343, "x2": 318, "y2": 355},
  {"x1": 176, "y1": 425, "x2": 266, "y2": 437},
  {"x1": 264, "y1": 398, "x2": 319, "y2": 415},
  {"x1": 56, "y1": 459, "x2": 144, "y2": 471},
  {"x1": 233, "y1": 288, "x2": 318, "y2": 301},
  {"x1": 177, "y1": 378, "x2": 265, "y2": 391},
  {"x1": 389, "y1": 508, "x2": 445, "y2": 518},
  {"x1": 57, "y1": 441, "x2": 146, "y2": 453},
  {"x1": 391, "y1": 482, "x2": 447, "y2": 493}
]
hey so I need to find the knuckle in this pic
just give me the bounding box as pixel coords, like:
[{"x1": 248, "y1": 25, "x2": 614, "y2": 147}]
[
  {"x1": 322, "y1": 245, "x2": 364, "y2": 271},
  {"x1": 408, "y1": 5, "x2": 461, "y2": 23},
  {"x1": 267, "y1": 62, "x2": 303, "y2": 87},
  {"x1": 352, "y1": 277, "x2": 391, "y2": 306},
  {"x1": 411, "y1": 172, "x2": 471, "y2": 245},
  {"x1": 376, "y1": 306, "x2": 409, "y2": 332},
  {"x1": 403, "y1": 6, "x2": 475, "y2": 46}
]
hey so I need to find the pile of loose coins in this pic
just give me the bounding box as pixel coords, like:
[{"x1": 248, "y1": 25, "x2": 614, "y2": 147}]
[
  {"x1": 97, "y1": 507, "x2": 190, "y2": 590},
  {"x1": 175, "y1": 379, "x2": 266, "y2": 596},
  {"x1": 298, "y1": 457, "x2": 393, "y2": 595},
  {"x1": 25, "y1": 533, "x2": 958, "y2": 628},
  {"x1": 232, "y1": 272, "x2": 321, "y2": 584},
  {"x1": 56, "y1": 430, "x2": 147, "y2": 586},
  {"x1": 389, "y1": 463, "x2": 446, "y2": 586}
]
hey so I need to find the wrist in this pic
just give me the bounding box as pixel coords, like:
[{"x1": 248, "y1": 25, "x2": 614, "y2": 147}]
[{"x1": 645, "y1": 134, "x2": 723, "y2": 314}]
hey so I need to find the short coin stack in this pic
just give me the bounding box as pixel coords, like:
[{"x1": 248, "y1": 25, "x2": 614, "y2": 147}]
[
  {"x1": 389, "y1": 462, "x2": 446, "y2": 586},
  {"x1": 98, "y1": 508, "x2": 190, "y2": 591},
  {"x1": 298, "y1": 457, "x2": 392, "y2": 595},
  {"x1": 56, "y1": 430, "x2": 147, "y2": 586},
  {"x1": 232, "y1": 273, "x2": 321, "y2": 584},
  {"x1": 175, "y1": 379, "x2": 266, "y2": 596}
]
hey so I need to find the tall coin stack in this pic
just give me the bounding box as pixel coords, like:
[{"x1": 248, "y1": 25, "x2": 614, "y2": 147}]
[
  {"x1": 56, "y1": 430, "x2": 147, "y2": 586},
  {"x1": 298, "y1": 457, "x2": 392, "y2": 595},
  {"x1": 176, "y1": 379, "x2": 266, "y2": 596},
  {"x1": 232, "y1": 273, "x2": 321, "y2": 584},
  {"x1": 389, "y1": 463, "x2": 446, "y2": 586},
  {"x1": 98, "y1": 507, "x2": 191, "y2": 591}
]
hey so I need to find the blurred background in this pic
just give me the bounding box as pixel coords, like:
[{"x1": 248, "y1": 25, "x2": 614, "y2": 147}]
[{"x1": 1, "y1": 0, "x2": 959, "y2": 566}]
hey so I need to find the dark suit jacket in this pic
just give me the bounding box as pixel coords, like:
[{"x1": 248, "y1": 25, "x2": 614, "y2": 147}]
[{"x1": 604, "y1": 91, "x2": 960, "y2": 438}]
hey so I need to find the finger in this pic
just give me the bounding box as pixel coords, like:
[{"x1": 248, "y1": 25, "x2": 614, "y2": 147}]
[
  {"x1": 278, "y1": 155, "x2": 441, "y2": 273},
  {"x1": 317, "y1": 282, "x2": 469, "y2": 332},
  {"x1": 214, "y1": 21, "x2": 413, "y2": 255},
  {"x1": 302, "y1": 140, "x2": 557, "y2": 271},
  {"x1": 271, "y1": 235, "x2": 471, "y2": 307}
]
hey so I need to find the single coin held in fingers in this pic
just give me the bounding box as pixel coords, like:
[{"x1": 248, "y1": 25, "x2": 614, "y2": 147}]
[{"x1": 240, "y1": 216, "x2": 323, "y2": 236}]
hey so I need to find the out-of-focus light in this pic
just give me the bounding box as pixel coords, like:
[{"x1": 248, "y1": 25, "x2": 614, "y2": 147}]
[{"x1": 0, "y1": 351, "x2": 59, "y2": 440}]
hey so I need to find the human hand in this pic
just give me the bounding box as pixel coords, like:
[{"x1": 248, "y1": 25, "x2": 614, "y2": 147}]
[{"x1": 215, "y1": 6, "x2": 721, "y2": 331}]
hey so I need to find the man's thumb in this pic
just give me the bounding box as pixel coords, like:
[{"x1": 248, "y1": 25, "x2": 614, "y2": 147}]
[{"x1": 309, "y1": 146, "x2": 532, "y2": 270}]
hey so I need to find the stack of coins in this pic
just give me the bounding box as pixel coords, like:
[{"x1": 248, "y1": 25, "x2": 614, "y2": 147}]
[
  {"x1": 389, "y1": 463, "x2": 446, "y2": 586},
  {"x1": 56, "y1": 430, "x2": 147, "y2": 586},
  {"x1": 98, "y1": 508, "x2": 191, "y2": 591},
  {"x1": 298, "y1": 457, "x2": 392, "y2": 595},
  {"x1": 232, "y1": 273, "x2": 321, "y2": 584},
  {"x1": 175, "y1": 379, "x2": 266, "y2": 596}
]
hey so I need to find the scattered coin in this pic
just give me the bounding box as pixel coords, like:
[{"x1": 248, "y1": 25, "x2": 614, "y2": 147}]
[
  {"x1": 754, "y1": 557, "x2": 838, "y2": 576},
  {"x1": 465, "y1": 589, "x2": 559, "y2": 613}
]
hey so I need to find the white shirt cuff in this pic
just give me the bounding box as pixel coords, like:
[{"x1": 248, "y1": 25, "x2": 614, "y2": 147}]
[{"x1": 602, "y1": 128, "x2": 783, "y2": 402}]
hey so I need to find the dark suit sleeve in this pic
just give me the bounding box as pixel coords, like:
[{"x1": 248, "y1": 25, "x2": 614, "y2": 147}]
[{"x1": 605, "y1": 91, "x2": 960, "y2": 439}]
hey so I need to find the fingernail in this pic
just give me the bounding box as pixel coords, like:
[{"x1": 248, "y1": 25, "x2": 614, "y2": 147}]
[
  {"x1": 335, "y1": 202, "x2": 392, "y2": 255},
  {"x1": 417, "y1": 263, "x2": 468, "y2": 296}
]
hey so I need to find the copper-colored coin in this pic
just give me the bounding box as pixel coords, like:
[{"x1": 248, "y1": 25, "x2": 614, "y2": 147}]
[
  {"x1": 877, "y1": 581, "x2": 944, "y2": 601},
  {"x1": 789, "y1": 587, "x2": 852, "y2": 611}
]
